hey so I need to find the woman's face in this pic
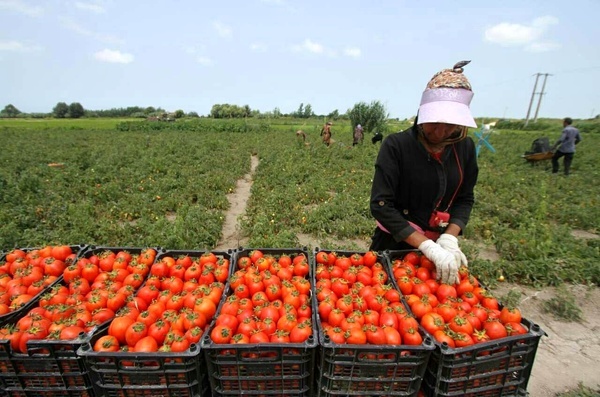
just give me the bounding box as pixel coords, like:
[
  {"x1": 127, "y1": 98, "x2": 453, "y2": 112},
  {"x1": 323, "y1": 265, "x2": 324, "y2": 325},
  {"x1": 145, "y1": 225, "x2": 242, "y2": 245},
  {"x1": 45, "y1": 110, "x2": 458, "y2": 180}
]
[{"x1": 421, "y1": 122, "x2": 460, "y2": 144}]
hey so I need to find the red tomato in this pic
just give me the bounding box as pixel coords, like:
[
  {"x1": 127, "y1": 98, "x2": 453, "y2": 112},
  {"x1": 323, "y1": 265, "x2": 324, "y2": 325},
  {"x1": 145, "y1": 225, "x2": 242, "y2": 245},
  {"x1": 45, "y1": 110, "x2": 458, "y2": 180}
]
[
  {"x1": 289, "y1": 321, "x2": 312, "y2": 343},
  {"x1": 124, "y1": 321, "x2": 147, "y2": 347},
  {"x1": 94, "y1": 335, "x2": 120, "y2": 352},
  {"x1": 134, "y1": 336, "x2": 158, "y2": 352},
  {"x1": 420, "y1": 312, "x2": 445, "y2": 335},
  {"x1": 483, "y1": 319, "x2": 508, "y2": 340},
  {"x1": 499, "y1": 307, "x2": 522, "y2": 325}
]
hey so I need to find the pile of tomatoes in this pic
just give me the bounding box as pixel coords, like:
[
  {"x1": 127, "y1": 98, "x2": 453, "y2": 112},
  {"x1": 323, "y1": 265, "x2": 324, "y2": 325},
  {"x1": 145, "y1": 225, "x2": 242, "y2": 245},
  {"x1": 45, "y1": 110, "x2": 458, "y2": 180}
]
[
  {"x1": 94, "y1": 251, "x2": 230, "y2": 353},
  {"x1": 209, "y1": 250, "x2": 313, "y2": 345},
  {"x1": 0, "y1": 247, "x2": 157, "y2": 353},
  {"x1": 391, "y1": 251, "x2": 527, "y2": 349},
  {"x1": 0, "y1": 245, "x2": 75, "y2": 316},
  {"x1": 315, "y1": 250, "x2": 424, "y2": 346}
]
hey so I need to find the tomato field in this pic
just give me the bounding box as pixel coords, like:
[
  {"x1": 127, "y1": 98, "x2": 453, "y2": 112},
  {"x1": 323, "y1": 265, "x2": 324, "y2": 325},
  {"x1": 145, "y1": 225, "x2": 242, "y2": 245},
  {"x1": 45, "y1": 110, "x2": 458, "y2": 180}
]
[{"x1": 0, "y1": 118, "x2": 599, "y2": 287}]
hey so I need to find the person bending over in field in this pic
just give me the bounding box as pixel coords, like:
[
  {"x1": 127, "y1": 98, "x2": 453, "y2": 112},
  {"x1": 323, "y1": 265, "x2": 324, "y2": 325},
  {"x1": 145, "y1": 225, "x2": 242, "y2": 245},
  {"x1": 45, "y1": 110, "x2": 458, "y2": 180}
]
[
  {"x1": 369, "y1": 60, "x2": 479, "y2": 286},
  {"x1": 296, "y1": 130, "x2": 306, "y2": 142}
]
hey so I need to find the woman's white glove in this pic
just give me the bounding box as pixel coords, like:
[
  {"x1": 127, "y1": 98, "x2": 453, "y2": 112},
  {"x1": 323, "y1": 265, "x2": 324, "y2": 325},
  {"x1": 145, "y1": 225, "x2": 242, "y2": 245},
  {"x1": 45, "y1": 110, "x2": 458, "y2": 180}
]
[
  {"x1": 418, "y1": 240, "x2": 459, "y2": 285},
  {"x1": 436, "y1": 234, "x2": 468, "y2": 268}
]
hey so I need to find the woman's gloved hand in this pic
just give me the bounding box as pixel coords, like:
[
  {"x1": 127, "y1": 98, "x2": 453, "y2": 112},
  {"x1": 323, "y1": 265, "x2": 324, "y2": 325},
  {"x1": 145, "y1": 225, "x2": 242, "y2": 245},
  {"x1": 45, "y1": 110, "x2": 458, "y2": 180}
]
[
  {"x1": 436, "y1": 234, "x2": 468, "y2": 268},
  {"x1": 418, "y1": 240, "x2": 459, "y2": 285}
]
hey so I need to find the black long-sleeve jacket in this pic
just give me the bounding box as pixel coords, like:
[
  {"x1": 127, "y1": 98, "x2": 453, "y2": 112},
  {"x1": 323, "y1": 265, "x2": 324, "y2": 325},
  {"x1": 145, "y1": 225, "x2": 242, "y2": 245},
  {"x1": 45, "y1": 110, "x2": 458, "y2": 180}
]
[{"x1": 370, "y1": 127, "x2": 479, "y2": 243}]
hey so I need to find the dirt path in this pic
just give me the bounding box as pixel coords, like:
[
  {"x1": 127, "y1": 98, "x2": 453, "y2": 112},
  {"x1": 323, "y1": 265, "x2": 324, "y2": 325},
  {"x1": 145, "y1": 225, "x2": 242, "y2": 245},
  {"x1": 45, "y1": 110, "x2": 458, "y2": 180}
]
[
  {"x1": 213, "y1": 154, "x2": 259, "y2": 251},
  {"x1": 214, "y1": 154, "x2": 600, "y2": 395}
]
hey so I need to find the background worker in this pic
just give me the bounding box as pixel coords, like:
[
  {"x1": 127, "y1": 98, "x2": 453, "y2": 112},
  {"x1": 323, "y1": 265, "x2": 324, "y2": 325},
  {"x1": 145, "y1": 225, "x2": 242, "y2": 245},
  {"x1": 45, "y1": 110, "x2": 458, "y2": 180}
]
[
  {"x1": 369, "y1": 61, "x2": 479, "y2": 285},
  {"x1": 353, "y1": 124, "x2": 364, "y2": 146},
  {"x1": 321, "y1": 121, "x2": 332, "y2": 146},
  {"x1": 552, "y1": 117, "x2": 582, "y2": 176}
]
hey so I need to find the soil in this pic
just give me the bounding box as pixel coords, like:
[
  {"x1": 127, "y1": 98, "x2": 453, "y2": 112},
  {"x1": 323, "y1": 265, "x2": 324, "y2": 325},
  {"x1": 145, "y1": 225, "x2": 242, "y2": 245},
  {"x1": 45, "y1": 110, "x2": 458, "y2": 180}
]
[{"x1": 215, "y1": 155, "x2": 600, "y2": 396}]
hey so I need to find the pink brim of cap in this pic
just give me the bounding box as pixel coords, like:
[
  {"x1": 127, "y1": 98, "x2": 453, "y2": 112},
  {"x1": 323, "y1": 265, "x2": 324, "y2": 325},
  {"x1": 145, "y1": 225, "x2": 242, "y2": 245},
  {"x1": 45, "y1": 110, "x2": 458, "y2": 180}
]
[{"x1": 417, "y1": 88, "x2": 477, "y2": 128}]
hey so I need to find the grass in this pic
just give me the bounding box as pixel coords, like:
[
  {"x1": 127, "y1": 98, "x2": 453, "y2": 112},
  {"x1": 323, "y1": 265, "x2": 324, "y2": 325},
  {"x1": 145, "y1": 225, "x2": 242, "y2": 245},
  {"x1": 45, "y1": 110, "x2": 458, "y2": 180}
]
[
  {"x1": 541, "y1": 284, "x2": 584, "y2": 322},
  {"x1": 556, "y1": 382, "x2": 600, "y2": 397},
  {"x1": 0, "y1": 118, "x2": 599, "y2": 287}
]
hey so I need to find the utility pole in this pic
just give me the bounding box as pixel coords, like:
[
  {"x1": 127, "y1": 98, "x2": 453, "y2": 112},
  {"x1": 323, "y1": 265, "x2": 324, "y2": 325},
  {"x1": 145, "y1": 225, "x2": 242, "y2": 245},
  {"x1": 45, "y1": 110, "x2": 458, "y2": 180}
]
[
  {"x1": 533, "y1": 73, "x2": 551, "y2": 123},
  {"x1": 524, "y1": 73, "x2": 540, "y2": 127}
]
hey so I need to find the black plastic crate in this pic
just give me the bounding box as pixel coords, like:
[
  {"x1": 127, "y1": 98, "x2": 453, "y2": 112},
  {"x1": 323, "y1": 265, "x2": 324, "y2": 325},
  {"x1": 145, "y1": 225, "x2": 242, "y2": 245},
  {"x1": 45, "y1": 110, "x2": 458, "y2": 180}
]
[
  {"x1": 383, "y1": 250, "x2": 547, "y2": 397},
  {"x1": 312, "y1": 249, "x2": 435, "y2": 397},
  {"x1": 317, "y1": 339, "x2": 435, "y2": 397},
  {"x1": 79, "y1": 324, "x2": 209, "y2": 397},
  {"x1": 420, "y1": 318, "x2": 544, "y2": 397},
  {"x1": 202, "y1": 247, "x2": 318, "y2": 397},
  {"x1": 0, "y1": 246, "x2": 161, "y2": 397},
  {"x1": 0, "y1": 244, "x2": 88, "y2": 327},
  {"x1": 0, "y1": 333, "x2": 95, "y2": 396}
]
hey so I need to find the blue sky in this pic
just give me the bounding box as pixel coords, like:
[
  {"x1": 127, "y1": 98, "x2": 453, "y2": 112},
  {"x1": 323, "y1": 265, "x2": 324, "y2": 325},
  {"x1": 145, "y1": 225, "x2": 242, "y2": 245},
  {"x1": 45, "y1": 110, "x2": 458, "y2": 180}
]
[{"x1": 1, "y1": 0, "x2": 599, "y2": 120}]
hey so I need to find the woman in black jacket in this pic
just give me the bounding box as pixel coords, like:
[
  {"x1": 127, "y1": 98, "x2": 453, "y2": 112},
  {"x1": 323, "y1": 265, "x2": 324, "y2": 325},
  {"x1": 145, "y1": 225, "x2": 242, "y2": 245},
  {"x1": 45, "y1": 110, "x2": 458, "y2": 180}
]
[{"x1": 369, "y1": 61, "x2": 479, "y2": 285}]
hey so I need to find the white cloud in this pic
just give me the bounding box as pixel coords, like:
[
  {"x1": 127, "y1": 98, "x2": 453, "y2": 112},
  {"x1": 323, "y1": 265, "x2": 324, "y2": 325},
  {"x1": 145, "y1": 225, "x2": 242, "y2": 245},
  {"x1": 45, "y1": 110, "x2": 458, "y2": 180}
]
[
  {"x1": 484, "y1": 15, "x2": 560, "y2": 52},
  {"x1": 250, "y1": 42, "x2": 267, "y2": 52},
  {"x1": 74, "y1": 1, "x2": 106, "y2": 14},
  {"x1": 344, "y1": 47, "x2": 361, "y2": 58},
  {"x1": 213, "y1": 21, "x2": 232, "y2": 38},
  {"x1": 293, "y1": 39, "x2": 324, "y2": 54},
  {"x1": 60, "y1": 17, "x2": 123, "y2": 44},
  {"x1": 196, "y1": 56, "x2": 213, "y2": 66},
  {"x1": 0, "y1": 0, "x2": 43, "y2": 16},
  {"x1": 0, "y1": 39, "x2": 41, "y2": 52},
  {"x1": 94, "y1": 49, "x2": 133, "y2": 63}
]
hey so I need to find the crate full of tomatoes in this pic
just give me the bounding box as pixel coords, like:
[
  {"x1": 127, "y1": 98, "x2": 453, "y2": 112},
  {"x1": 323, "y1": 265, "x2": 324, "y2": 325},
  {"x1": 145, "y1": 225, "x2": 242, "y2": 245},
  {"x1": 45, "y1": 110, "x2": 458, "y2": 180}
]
[
  {"x1": 0, "y1": 245, "x2": 86, "y2": 327},
  {"x1": 385, "y1": 250, "x2": 546, "y2": 397},
  {"x1": 201, "y1": 247, "x2": 318, "y2": 397},
  {"x1": 77, "y1": 249, "x2": 233, "y2": 397},
  {"x1": 0, "y1": 245, "x2": 154, "y2": 397},
  {"x1": 313, "y1": 249, "x2": 435, "y2": 397}
]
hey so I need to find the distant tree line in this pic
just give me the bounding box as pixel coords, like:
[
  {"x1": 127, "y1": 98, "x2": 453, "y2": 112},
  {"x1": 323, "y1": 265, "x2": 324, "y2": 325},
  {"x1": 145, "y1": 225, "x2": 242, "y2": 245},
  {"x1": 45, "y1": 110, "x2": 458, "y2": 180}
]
[
  {"x1": 1, "y1": 102, "x2": 340, "y2": 120},
  {"x1": 1, "y1": 101, "x2": 393, "y2": 133}
]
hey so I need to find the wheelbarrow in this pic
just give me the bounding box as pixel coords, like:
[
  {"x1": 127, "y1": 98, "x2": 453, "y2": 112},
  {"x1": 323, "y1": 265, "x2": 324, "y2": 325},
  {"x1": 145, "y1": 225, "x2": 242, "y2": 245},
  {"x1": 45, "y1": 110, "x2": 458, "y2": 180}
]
[{"x1": 521, "y1": 150, "x2": 554, "y2": 165}]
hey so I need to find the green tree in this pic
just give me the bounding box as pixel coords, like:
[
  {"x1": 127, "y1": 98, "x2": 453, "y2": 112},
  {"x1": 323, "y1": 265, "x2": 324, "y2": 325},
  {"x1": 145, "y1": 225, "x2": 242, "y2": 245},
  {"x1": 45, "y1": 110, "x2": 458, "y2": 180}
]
[
  {"x1": 347, "y1": 100, "x2": 388, "y2": 135},
  {"x1": 187, "y1": 111, "x2": 199, "y2": 118},
  {"x1": 68, "y1": 102, "x2": 84, "y2": 118},
  {"x1": 174, "y1": 109, "x2": 185, "y2": 119},
  {"x1": 327, "y1": 109, "x2": 340, "y2": 120},
  {"x1": 53, "y1": 102, "x2": 69, "y2": 118},
  {"x1": 0, "y1": 104, "x2": 21, "y2": 118},
  {"x1": 243, "y1": 105, "x2": 251, "y2": 118},
  {"x1": 303, "y1": 104, "x2": 314, "y2": 118},
  {"x1": 295, "y1": 103, "x2": 304, "y2": 118}
]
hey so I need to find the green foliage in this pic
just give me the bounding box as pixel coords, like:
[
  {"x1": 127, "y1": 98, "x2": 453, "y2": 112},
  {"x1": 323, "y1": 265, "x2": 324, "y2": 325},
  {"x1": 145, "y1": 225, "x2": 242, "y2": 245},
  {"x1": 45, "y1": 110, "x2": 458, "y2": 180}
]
[
  {"x1": 116, "y1": 118, "x2": 271, "y2": 133},
  {"x1": 347, "y1": 100, "x2": 388, "y2": 135},
  {"x1": 495, "y1": 118, "x2": 600, "y2": 134},
  {"x1": 499, "y1": 289, "x2": 522, "y2": 309},
  {"x1": 1, "y1": 104, "x2": 21, "y2": 118},
  {"x1": 291, "y1": 103, "x2": 315, "y2": 118},
  {"x1": 0, "y1": 119, "x2": 599, "y2": 288},
  {"x1": 541, "y1": 285, "x2": 584, "y2": 322},
  {"x1": 210, "y1": 103, "x2": 252, "y2": 118},
  {"x1": 556, "y1": 382, "x2": 600, "y2": 397},
  {"x1": 68, "y1": 102, "x2": 85, "y2": 119},
  {"x1": 53, "y1": 102, "x2": 69, "y2": 118},
  {"x1": 576, "y1": 120, "x2": 600, "y2": 134}
]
